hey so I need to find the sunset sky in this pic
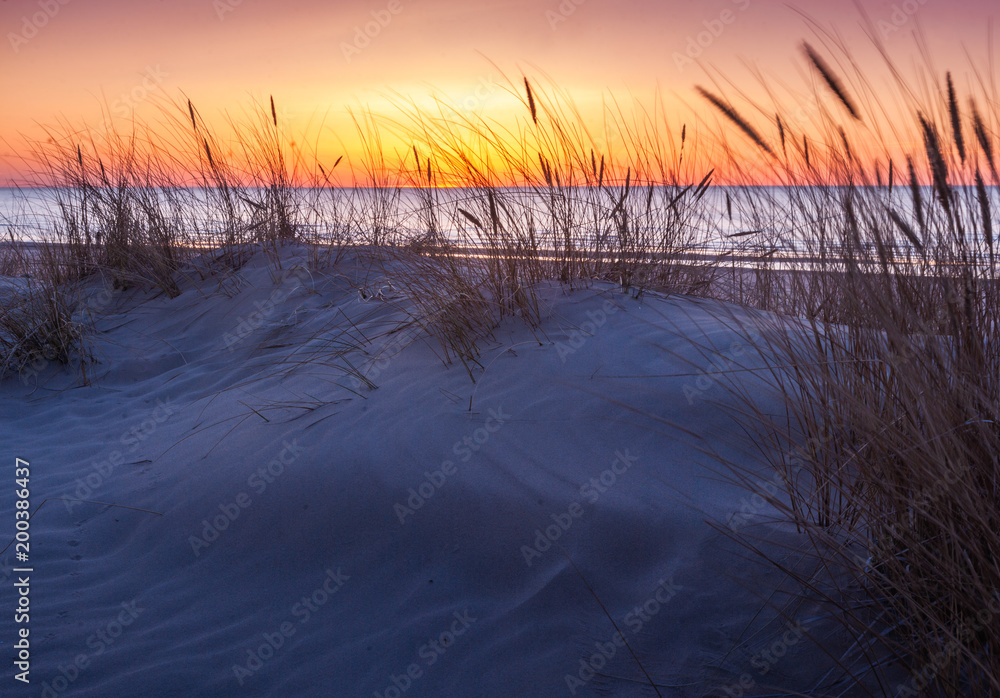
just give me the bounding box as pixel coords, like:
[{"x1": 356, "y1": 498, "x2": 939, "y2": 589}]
[{"x1": 1, "y1": 0, "x2": 996, "y2": 184}]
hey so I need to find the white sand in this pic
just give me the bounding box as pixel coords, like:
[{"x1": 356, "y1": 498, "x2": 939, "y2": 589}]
[{"x1": 0, "y1": 246, "x2": 880, "y2": 696}]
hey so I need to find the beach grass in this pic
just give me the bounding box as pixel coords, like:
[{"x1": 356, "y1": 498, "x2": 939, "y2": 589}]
[
  {"x1": 693, "y1": 37, "x2": 1000, "y2": 696},
  {"x1": 2, "y1": 36, "x2": 999, "y2": 696}
]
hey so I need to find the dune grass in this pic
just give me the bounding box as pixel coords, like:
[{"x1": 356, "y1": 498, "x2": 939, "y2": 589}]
[
  {"x1": 2, "y1": 34, "x2": 999, "y2": 695},
  {"x1": 693, "y1": 36, "x2": 1000, "y2": 697},
  {"x1": 3, "y1": 74, "x2": 716, "y2": 383}
]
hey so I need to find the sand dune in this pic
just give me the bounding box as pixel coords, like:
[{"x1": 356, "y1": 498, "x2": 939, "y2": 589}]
[{"x1": 1, "y1": 246, "x2": 881, "y2": 696}]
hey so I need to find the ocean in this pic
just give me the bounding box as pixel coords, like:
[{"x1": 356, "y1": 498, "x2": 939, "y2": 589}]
[{"x1": 2, "y1": 184, "x2": 996, "y2": 261}]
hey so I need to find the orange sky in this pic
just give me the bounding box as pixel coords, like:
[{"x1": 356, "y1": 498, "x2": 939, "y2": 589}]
[{"x1": 1, "y1": 0, "x2": 996, "y2": 185}]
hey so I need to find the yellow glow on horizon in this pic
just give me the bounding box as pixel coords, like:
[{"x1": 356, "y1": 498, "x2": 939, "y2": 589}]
[{"x1": 1, "y1": 0, "x2": 994, "y2": 189}]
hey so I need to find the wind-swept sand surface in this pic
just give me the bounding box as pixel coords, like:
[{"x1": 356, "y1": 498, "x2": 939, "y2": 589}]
[{"x1": 1, "y1": 246, "x2": 876, "y2": 696}]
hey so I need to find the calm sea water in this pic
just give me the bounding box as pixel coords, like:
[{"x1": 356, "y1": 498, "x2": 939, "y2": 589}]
[{"x1": 2, "y1": 185, "x2": 996, "y2": 258}]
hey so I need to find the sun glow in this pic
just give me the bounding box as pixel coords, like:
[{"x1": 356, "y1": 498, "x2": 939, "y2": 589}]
[{"x1": 3, "y1": 0, "x2": 994, "y2": 188}]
